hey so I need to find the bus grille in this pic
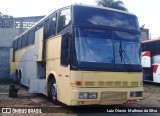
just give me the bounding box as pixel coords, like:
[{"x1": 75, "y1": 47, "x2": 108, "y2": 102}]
[
  {"x1": 122, "y1": 82, "x2": 128, "y2": 87},
  {"x1": 115, "y1": 82, "x2": 121, "y2": 87},
  {"x1": 100, "y1": 91, "x2": 127, "y2": 101},
  {"x1": 131, "y1": 82, "x2": 138, "y2": 86},
  {"x1": 106, "y1": 82, "x2": 113, "y2": 86},
  {"x1": 83, "y1": 81, "x2": 138, "y2": 87}
]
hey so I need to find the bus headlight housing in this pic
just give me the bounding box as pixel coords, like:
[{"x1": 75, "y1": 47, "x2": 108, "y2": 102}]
[
  {"x1": 79, "y1": 92, "x2": 88, "y2": 99},
  {"x1": 79, "y1": 92, "x2": 97, "y2": 99},
  {"x1": 88, "y1": 92, "x2": 97, "y2": 99},
  {"x1": 130, "y1": 91, "x2": 143, "y2": 97}
]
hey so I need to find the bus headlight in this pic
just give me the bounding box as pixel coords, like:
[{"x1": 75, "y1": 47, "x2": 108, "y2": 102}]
[
  {"x1": 130, "y1": 91, "x2": 143, "y2": 97},
  {"x1": 79, "y1": 92, "x2": 88, "y2": 99},
  {"x1": 79, "y1": 92, "x2": 98, "y2": 99},
  {"x1": 88, "y1": 92, "x2": 97, "y2": 99}
]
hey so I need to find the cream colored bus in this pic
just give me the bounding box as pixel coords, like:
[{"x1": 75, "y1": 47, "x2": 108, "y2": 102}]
[{"x1": 10, "y1": 4, "x2": 143, "y2": 105}]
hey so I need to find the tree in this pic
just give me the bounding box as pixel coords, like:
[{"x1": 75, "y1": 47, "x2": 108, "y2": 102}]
[{"x1": 96, "y1": 0, "x2": 128, "y2": 11}]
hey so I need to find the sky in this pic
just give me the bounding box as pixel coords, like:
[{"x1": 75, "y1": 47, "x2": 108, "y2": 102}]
[{"x1": 0, "y1": 0, "x2": 159, "y2": 38}]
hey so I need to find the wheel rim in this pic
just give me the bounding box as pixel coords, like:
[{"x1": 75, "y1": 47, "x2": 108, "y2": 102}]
[{"x1": 51, "y1": 84, "x2": 57, "y2": 102}]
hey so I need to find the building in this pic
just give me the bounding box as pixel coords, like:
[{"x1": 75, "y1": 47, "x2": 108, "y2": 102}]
[{"x1": 0, "y1": 16, "x2": 44, "y2": 78}]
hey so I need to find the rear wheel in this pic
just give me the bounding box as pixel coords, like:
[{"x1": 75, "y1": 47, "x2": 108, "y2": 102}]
[
  {"x1": 15, "y1": 70, "x2": 19, "y2": 83},
  {"x1": 18, "y1": 71, "x2": 22, "y2": 85},
  {"x1": 48, "y1": 78, "x2": 57, "y2": 104}
]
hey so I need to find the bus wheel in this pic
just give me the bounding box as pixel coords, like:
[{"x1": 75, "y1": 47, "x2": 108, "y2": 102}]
[
  {"x1": 18, "y1": 71, "x2": 22, "y2": 85},
  {"x1": 16, "y1": 70, "x2": 19, "y2": 83},
  {"x1": 49, "y1": 79, "x2": 57, "y2": 104}
]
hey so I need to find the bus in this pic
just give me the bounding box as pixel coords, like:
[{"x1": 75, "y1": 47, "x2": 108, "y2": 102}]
[
  {"x1": 142, "y1": 38, "x2": 160, "y2": 83},
  {"x1": 10, "y1": 4, "x2": 143, "y2": 106}
]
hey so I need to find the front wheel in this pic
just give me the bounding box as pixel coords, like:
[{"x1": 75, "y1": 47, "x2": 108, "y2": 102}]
[{"x1": 48, "y1": 79, "x2": 57, "y2": 104}]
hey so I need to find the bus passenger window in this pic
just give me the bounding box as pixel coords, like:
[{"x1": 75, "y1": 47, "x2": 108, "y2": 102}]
[
  {"x1": 21, "y1": 34, "x2": 28, "y2": 48},
  {"x1": 44, "y1": 19, "x2": 50, "y2": 39},
  {"x1": 27, "y1": 29, "x2": 35, "y2": 45},
  {"x1": 61, "y1": 33, "x2": 70, "y2": 66},
  {"x1": 17, "y1": 37, "x2": 22, "y2": 50},
  {"x1": 44, "y1": 14, "x2": 57, "y2": 39},
  {"x1": 49, "y1": 15, "x2": 56, "y2": 36},
  {"x1": 57, "y1": 8, "x2": 71, "y2": 33},
  {"x1": 13, "y1": 40, "x2": 18, "y2": 50}
]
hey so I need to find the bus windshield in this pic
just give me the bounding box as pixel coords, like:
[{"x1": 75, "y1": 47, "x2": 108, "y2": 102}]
[
  {"x1": 73, "y1": 5, "x2": 139, "y2": 31},
  {"x1": 74, "y1": 27, "x2": 141, "y2": 71},
  {"x1": 75, "y1": 27, "x2": 113, "y2": 63}
]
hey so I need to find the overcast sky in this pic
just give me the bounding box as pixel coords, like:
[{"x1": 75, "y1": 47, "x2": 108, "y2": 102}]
[{"x1": 0, "y1": 0, "x2": 159, "y2": 38}]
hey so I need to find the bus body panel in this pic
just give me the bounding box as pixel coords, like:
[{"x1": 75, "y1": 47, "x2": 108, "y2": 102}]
[
  {"x1": 69, "y1": 86, "x2": 143, "y2": 105},
  {"x1": 13, "y1": 27, "x2": 46, "y2": 91},
  {"x1": 45, "y1": 35, "x2": 71, "y2": 104},
  {"x1": 71, "y1": 71, "x2": 142, "y2": 87}
]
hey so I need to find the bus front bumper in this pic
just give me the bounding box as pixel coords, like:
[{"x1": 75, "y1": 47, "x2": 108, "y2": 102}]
[{"x1": 69, "y1": 87, "x2": 143, "y2": 106}]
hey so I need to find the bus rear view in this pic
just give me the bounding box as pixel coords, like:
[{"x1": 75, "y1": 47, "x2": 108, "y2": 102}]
[{"x1": 68, "y1": 5, "x2": 143, "y2": 105}]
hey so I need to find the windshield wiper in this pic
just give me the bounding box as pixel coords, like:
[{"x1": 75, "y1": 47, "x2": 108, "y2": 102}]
[{"x1": 119, "y1": 41, "x2": 134, "y2": 71}]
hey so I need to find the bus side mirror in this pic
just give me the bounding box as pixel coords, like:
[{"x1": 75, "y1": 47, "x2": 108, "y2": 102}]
[{"x1": 61, "y1": 32, "x2": 71, "y2": 66}]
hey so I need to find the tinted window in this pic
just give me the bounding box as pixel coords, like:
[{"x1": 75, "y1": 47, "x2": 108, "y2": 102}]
[
  {"x1": 13, "y1": 40, "x2": 18, "y2": 50},
  {"x1": 17, "y1": 37, "x2": 22, "y2": 50},
  {"x1": 21, "y1": 34, "x2": 28, "y2": 48},
  {"x1": 114, "y1": 31, "x2": 140, "y2": 64},
  {"x1": 27, "y1": 29, "x2": 35, "y2": 45},
  {"x1": 61, "y1": 33, "x2": 70, "y2": 66},
  {"x1": 57, "y1": 8, "x2": 71, "y2": 33},
  {"x1": 49, "y1": 15, "x2": 57, "y2": 36},
  {"x1": 44, "y1": 14, "x2": 57, "y2": 39},
  {"x1": 35, "y1": 23, "x2": 43, "y2": 31},
  {"x1": 73, "y1": 6, "x2": 139, "y2": 31},
  {"x1": 75, "y1": 27, "x2": 113, "y2": 63},
  {"x1": 44, "y1": 19, "x2": 50, "y2": 39}
]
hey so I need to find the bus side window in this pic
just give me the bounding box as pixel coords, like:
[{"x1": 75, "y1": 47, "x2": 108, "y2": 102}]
[
  {"x1": 44, "y1": 14, "x2": 57, "y2": 39},
  {"x1": 17, "y1": 37, "x2": 22, "y2": 50},
  {"x1": 57, "y1": 8, "x2": 71, "y2": 33},
  {"x1": 61, "y1": 33, "x2": 71, "y2": 66},
  {"x1": 13, "y1": 40, "x2": 18, "y2": 50},
  {"x1": 49, "y1": 14, "x2": 57, "y2": 36},
  {"x1": 44, "y1": 19, "x2": 50, "y2": 39},
  {"x1": 27, "y1": 29, "x2": 35, "y2": 46},
  {"x1": 21, "y1": 34, "x2": 28, "y2": 48}
]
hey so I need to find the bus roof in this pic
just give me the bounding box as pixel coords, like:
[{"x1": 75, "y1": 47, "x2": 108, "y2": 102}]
[
  {"x1": 14, "y1": 4, "x2": 137, "y2": 40},
  {"x1": 142, "y1": 38, "x2": 160, "y2": 43},
  {"x1": 73, "y1": 4, "x2": 136, "y2": 16}
]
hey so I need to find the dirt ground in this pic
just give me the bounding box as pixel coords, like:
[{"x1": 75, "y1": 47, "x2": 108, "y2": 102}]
[
  {"x1": 0, "y1": 83, "x2": 160, "y2": 115},
  {"x1": 0, "y1": 85, "x2": 53, "y2": 107}
]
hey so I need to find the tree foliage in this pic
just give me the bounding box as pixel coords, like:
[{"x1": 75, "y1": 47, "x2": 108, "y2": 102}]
[{"x1": 96, "y1": 0, "x2": 128, "y2": 11}]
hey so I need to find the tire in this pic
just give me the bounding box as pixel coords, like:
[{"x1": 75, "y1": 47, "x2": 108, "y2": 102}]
[
  {"x1": 15, "y1": 70, "x2": 19, "y2": 84},
  {"x1": 48, "y1": 79, "x2": 57, "y2": 104},
  {"x1": 18, "y1": 71, "x2": 22, "y2": 85}
]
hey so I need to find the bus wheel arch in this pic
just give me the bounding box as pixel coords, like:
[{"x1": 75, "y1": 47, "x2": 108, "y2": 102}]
[{"x1": 47, "y1": 74, "x2": 57, "y2": 104}]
